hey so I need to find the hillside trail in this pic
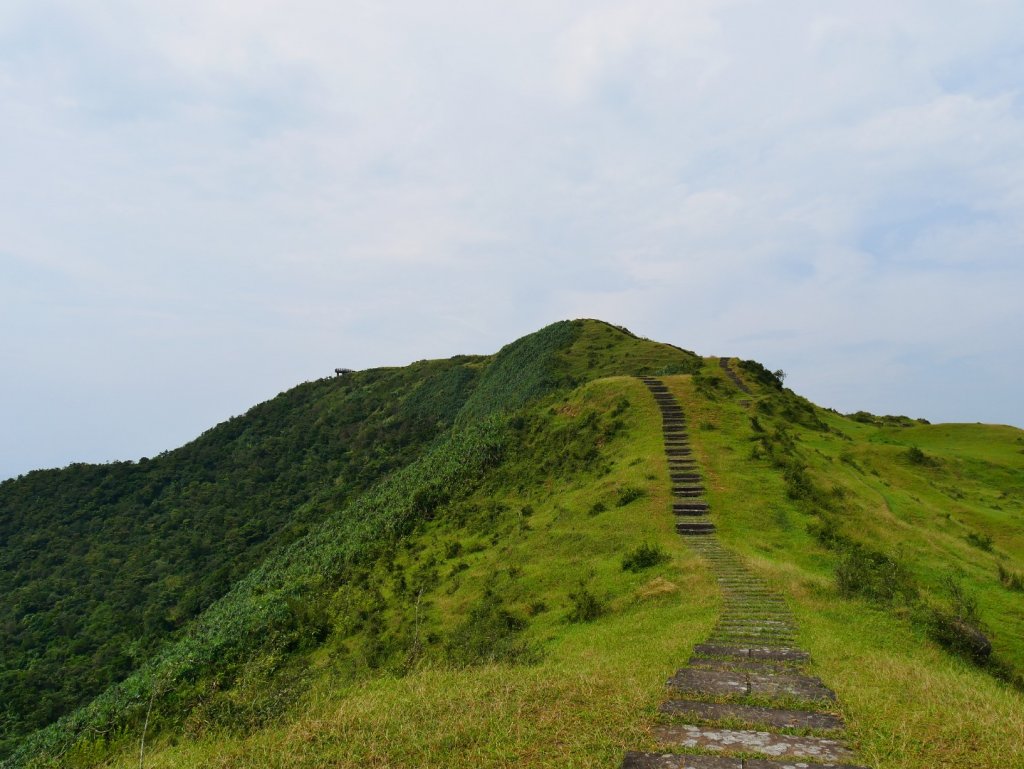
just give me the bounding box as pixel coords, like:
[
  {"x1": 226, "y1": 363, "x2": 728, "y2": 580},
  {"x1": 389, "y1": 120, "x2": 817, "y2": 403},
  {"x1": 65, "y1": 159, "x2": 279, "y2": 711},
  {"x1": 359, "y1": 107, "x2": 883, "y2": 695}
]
[{"x1": 622, "y1": 374, "x2": 869, "y2": 769}]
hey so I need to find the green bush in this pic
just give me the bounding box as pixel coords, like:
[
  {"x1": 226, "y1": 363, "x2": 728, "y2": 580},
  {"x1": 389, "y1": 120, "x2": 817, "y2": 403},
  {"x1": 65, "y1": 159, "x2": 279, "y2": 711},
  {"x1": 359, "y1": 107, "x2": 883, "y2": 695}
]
[
  {"x1": 835, "y1": 545, "x2": 918, "y2": 605},
  {"x1": 997, "y1": 563, "x2": 1024, "y2": 592},
  {"x1": 928, "y1": 577, "x2": 991, "y2": 663},
  {"x1": 906, "y1": 446, "x2": 938, "y2": 466},
  {"x1": 616, "y1": 486, "x2": 646, "y2": 507},
  {"x1": 444, "y1": 590, "x2": 534, "y2": 666},
  {"x1": 622, "y1": 543, "x2": 670, "y2": 572},
  {"x1": 567, "y1": 585, "x2": 606, "y2": 622},
  {"x1": 966, "y1": 531, "x2": 994, "y2": 552}
]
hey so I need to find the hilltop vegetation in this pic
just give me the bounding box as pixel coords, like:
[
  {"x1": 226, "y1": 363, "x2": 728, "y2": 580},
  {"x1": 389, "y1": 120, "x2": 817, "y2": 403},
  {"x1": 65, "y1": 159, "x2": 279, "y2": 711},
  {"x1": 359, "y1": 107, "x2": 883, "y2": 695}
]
[
  {"x1": 0, "y1": 355, "x2": 486, "y2": 755},
  {"x1": 1, "y1": 320, "x2": 698, "y2": 765},
  {"x1": 2, "y1": 320, "x2": 1021, "y2": 768}
]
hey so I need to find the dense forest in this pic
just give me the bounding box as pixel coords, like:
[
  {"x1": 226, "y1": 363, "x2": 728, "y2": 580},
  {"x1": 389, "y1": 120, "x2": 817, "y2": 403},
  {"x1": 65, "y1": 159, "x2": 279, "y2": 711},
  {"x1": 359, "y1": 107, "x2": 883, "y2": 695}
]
[{"x1": 0, "y1": 355, "x2": 485, "y2": 756}]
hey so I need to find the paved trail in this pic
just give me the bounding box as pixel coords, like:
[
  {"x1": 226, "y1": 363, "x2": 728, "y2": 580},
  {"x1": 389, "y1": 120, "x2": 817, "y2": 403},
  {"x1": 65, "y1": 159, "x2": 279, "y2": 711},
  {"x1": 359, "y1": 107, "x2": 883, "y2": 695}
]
[{"x1": 622, "y1": 378, "x2": 868, "y2": 769}]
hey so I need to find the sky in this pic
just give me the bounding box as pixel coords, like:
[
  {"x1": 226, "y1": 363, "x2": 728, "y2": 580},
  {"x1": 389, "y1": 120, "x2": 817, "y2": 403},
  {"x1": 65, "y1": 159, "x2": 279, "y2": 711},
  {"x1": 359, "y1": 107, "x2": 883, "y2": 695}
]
[{"x1": 2, "y1": 1, "x2": 1023, "y2": 480}]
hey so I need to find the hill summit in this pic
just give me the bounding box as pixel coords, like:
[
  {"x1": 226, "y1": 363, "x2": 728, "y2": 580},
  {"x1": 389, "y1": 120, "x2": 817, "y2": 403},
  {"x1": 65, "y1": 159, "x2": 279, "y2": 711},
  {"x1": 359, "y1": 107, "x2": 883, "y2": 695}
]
[{"x1": 1, "y1": 319, "x2": 1021, "y2": 769}]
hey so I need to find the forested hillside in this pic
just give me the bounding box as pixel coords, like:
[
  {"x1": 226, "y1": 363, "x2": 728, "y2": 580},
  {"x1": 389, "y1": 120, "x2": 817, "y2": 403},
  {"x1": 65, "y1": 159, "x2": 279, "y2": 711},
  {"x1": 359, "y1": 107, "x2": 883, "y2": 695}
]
[
  {"x1": 0, "y1": 354, "x2": 489, "y2": 754},
  {"x1": 1, "y1": 320, "x2": 699, "y2": 764}
]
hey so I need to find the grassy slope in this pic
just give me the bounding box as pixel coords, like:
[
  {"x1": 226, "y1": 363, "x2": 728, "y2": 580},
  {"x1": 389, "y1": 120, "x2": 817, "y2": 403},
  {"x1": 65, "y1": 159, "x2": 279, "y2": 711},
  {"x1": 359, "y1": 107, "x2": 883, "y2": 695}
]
[
  {"x1": 12, "y1": 324, "x2": 1023, "y2": 768},
  {"x1": 10, "y1": 320, "x2": 699, "y2": 767},
  {"x1": 98, "y1": 365, "x2": 1023, "y2": 768},
  {"x1": 677, "y1": 363, "x2": 1024, "y2": 768},
  {"x1": 102, "y1": 377, "x2": 717, "y2": 768}
]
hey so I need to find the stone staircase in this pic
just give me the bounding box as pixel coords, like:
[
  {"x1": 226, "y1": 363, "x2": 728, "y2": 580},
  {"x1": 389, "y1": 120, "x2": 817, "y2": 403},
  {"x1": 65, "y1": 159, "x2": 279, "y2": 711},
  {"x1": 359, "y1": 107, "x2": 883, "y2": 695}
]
[{"x1": 623, "y1": 378, "x2": 868, "y2": 769}]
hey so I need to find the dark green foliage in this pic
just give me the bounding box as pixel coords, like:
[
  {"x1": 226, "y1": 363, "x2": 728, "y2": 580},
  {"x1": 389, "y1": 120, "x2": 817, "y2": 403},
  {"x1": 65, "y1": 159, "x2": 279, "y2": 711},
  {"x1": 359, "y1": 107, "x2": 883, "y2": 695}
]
[
  {"x1": 847, "y1": 411, "x2": 923, "y2": 428},
  {"x1": 588, "y1": 501, "x2": 608, "y2": 516},
  {"x1": 567, "y1": 585, "x2": 606, "y2": 622},
  {"x1": 444, "y1": 590, "x2": 533, "y2": 666},
  {"x1": 998, "y1": 563, "x2": 1024, "y2": 592},
  {"x1": 621, "y1": 543, "x2": 669, "y2": 572},
  {"x1": 10, "y1": 420, "x2": 506, "y2": 766},
  {"x1": 457, "y1": 321, "x2": 579, "y2": 423},
  {"x1": 928, "y1": 577, "x2": 991, "y2": 663},
  {"x1": 966, "y1": 531, "x2": 994, "y2": 552},
  {"x1": 616, "y1": 485, "x2": 646, "y2": 507},
  {"x1": 692, "y1": 371, "x2": 727, "y2": 398},
  {"x1": 737, "y1": 359, "x2": 784, "y2": 390},
  {"x1": 0, "y1": 359, "x2": 481, "y2": 755},
  {"x1": 835, "y1": 545, "x2": 918, "y2": 605},
  {"x1": 906, "y1": 445, "x2": 939, "y2": 467}
]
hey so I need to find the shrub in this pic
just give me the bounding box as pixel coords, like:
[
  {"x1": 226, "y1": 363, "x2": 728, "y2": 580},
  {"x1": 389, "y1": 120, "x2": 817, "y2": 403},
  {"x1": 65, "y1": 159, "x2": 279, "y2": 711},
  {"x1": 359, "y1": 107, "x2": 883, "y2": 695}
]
[
  {"x1": 567, "y1": 585, "x2": 606, "y2": 622},
  {"x1": 906, "y1": 446, "x2": 937, "y2": 466},
  {"x1": 998, "y1": 563, "x2": 1024, "y2": 592},
  {"x1": 928, "y1": 577, "x2": 991, "y2": 663},
  {"x1": 616, "y1": 486, "x2": 646, "y2": 507},
  {"x1": 966, "y1": 531, "x2": 994, "y2": 552},
  {"x1": 444, "y1": 541, "x2": 462, "y2": 559},
  {"x1": 444, "y1": 589, "x2": 534, "y2": 666},
  {"x1": 738, "y1": 359, "x2": 785, "y2": 390},
  {"x1": 588, "y1": 500, "x2": 608, "y2": 516},
  {"x1": 835, "y1": 545, "x2": 917, "y2": 605},
  {"x1": 622, "y1": 543, "x2": 670, "y2": 572}
]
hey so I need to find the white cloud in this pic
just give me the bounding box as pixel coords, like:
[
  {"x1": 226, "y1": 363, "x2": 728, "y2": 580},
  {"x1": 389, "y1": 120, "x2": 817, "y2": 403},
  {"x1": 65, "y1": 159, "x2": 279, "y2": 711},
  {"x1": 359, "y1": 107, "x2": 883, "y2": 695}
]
[{"x1": 1, "y1": 0, "x2": 1023, "y2": 478}]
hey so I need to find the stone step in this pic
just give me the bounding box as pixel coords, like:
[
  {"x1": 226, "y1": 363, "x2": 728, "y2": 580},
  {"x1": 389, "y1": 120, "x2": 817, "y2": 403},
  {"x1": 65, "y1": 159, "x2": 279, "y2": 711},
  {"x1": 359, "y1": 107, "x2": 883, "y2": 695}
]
[
  {"x1": 658, "y1": 699, "x2": 845, "y2": 731},
  {"x1": 651, "y1": 724, "x2": 855, "y2": 763},
  {"x1": 675, "y1": 509, "x2": 711, "y2": 518},
  {"x1": 622, "y1": 753, "x2": 740, "y2": 769},
  {"x1": 673, "y1": 489, "x2": 704, "y2": 498},
  {"x1": 622, "y1": 753, "x2": 869, "y2": 769},
  {"x1": 671, "y1": 474, "x2": 701, "y2": 483},
  {"x1": 687, "y1": 657, "x2": 804, "y2": 676},
  {"x1": 698, "y1": 638, "x2": 803, "y2": 652},
  {"x1": 711, "y1": 627, "x2": 797, "y2": 636},
  {"x1": 749, "y1": 673, "x2": 836, "y2": 702},
  {"x1": 673, "y1": 502, "x2": 709, "y2": 513},
  {"x1": 677, "y1": 523, "x2": 716, "y2": 535},
  {"x1": 718, "y1": 621, "x2": 794, "y2": 629},
  {"x1": 667, "y1": 668, "x2": 747, "y2": 696},
  {"x1": 693, "y1": 645, "x2": 810, "y2": 662}
]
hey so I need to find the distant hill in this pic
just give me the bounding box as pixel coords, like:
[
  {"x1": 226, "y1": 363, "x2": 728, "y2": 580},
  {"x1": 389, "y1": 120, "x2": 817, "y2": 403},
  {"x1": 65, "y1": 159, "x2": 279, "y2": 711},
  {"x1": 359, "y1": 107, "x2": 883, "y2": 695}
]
[{"x1": 2, "y1": 320, "x2": 1021, "y2": 769}]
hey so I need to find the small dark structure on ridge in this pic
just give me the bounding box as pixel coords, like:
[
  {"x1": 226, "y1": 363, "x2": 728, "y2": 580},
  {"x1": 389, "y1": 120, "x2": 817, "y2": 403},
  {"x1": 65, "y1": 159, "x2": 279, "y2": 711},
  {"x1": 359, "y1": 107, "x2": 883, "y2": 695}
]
[{"x1": 334, "y1": 367, "x2": 355, "y2": 377}]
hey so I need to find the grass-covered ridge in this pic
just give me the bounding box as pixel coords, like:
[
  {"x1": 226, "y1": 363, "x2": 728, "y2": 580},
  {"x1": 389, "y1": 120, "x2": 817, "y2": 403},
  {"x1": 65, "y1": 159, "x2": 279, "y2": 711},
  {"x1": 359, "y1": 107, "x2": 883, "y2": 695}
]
[
  {"x1": 4, "y1": 320, "x2": 697, "y2": 767},
  {"x1": 4, "y1": 322, "x2": 1022, "y2": 768}
]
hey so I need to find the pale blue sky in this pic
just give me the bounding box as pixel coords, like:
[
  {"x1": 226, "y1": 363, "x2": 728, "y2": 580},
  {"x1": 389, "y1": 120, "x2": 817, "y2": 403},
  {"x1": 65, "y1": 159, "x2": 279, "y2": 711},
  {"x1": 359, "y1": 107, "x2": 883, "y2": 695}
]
[{"x1": 2, "y1": 1, "x2": 1023, "y2": 480}]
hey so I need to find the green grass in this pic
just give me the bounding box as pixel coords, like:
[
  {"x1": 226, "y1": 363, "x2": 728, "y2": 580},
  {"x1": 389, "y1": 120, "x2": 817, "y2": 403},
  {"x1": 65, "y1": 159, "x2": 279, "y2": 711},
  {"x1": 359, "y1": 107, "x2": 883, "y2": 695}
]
[
  {"x1": 665, "y1": 372, "x2": 1024, "y2": 768},
  {"x1": 93, "y1": 377, "x2": 717, "y2": 769},
  {"x1": 9, "y1": 324, "x2": 1023, "y2": 769}
]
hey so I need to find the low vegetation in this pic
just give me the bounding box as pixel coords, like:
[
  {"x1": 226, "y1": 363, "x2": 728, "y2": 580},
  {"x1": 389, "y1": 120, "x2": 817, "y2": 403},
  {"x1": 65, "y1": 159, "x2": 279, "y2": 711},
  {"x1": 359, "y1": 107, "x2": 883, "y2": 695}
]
[{"x1": 2, "y1": 319, "x2": 1022, "y2": 769}]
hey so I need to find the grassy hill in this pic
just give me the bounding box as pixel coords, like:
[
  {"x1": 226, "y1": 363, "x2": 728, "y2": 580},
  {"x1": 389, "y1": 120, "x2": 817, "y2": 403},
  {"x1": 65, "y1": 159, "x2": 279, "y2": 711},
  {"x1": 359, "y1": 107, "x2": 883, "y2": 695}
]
[{"x1": 3, "y1": 320, "x2": 1021, "y2": 768}]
